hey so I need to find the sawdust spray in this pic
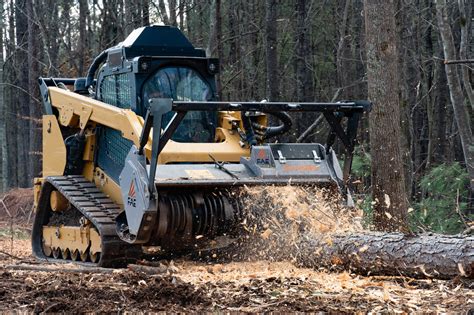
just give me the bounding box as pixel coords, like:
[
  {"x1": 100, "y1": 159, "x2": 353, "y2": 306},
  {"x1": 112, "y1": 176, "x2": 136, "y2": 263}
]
[{"x1": 232, "y1": 185, "x2": 363, "y2": 262}]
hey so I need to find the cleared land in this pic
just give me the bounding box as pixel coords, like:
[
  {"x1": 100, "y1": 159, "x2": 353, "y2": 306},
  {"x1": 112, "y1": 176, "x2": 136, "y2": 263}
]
[{"x1": 0, "y1": 189, "x2": 473, "y2": 312}]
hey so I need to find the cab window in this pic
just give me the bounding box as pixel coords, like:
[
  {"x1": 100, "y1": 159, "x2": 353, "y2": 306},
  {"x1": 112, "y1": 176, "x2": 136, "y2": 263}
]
[{"x1": 142, "y1": 67, "x2": 216, "y2": 142}]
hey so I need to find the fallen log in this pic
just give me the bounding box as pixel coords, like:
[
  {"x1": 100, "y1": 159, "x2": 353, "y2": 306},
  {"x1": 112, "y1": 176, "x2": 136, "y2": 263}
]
[
  {"x1": 295, "y1": 232, "x2": 474, "y2": 279},
  {"x1": 237, "y1": 186, "x2": 474, "y2": 279}
]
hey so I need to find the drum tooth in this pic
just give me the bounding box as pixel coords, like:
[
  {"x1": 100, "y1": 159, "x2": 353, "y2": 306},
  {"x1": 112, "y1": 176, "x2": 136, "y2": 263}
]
[
  {"x1": 70, "y1": 249, "x2": 79, "y2": 261},
  {"x1": 61, "y1": 248, "x2": 70, "y2": 260},
  {"x1": 52, "y1": 247, "x2": 61, "y2": 259},
  {"x1": 90, "y1": 251, "x2": 100, "y2": 263},
  {"x1": 79, "y1": 250, "x2": 89, "y2": 262}
]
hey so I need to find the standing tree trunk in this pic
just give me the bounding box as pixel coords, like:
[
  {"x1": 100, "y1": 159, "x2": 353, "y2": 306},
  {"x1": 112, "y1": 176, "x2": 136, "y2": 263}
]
[
  {"x1": 435, "y1": 0, "x2": 474, "y2": 194},
  {"x1": 295, "y1": 0, "x2": 313, "y2": 102},
  {"x1": 5, "y1": 0, "x2": 18, "y2": 188},
  {"x1": 15, "y1": 0, "x2": 30, "y2": 187},
  {"x1": 226, "y1": 1, "x2": 242, "y2": 100},
  {"x1": 142, "y1": 0, "x2": 149, "y2": 26},
  {"x1": 336, "y1": 0, "x2": 351, "y2": 95},
  {"x1": 206, "y1": 0, "x2": 220, "y2": 60},
  {"x1": 294, "y1": 0, "x2": 314, "y2": 139},
  {"x1": 78, "y1": 0, "x2": 89, "y2": 75},
  {"x1": 265, "y1": 0, "x2": 279, "y2": 101},
  {"x1": 169, "y1": 0, "x2": 177, "y2": 26},
  {"x1": 124, "y1": 0, "x2": 134, "y2": 35},
  {"x1": 26, "y1": 0, "x2": 41, "y2": 181},
  {"x1": 364, "y1": 0, "x2": 409, "y2": 232},
  {"x1": 215, "y1": 0, "x2": 222, "y2": 96},
  {"x1": 157, "y1": 0, "x2": 169, "y2": 25},
  {"x1": 457, "y1": 0, "x2": 474, "y2": 110},
  {"x1": 0, "y1": 0, "x2": 5, "y2": 192},
  {"x1": 178, "y1": 0, "x2": 184, "y2": 30}
]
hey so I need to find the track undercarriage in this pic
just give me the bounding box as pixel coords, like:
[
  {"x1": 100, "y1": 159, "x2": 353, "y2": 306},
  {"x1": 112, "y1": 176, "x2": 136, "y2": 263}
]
[
  {"x1": 33, "y1": 176, "x2": 248, "y2": 267},
  {"x1": 32, "y1": 176, "x2": 142, "y2": 267}
]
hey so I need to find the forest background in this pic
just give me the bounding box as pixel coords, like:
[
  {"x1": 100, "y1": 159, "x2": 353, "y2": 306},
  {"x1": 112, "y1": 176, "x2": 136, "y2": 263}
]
[{"x1": 0, "y1": 0, "x2": 472, "y2": 234}]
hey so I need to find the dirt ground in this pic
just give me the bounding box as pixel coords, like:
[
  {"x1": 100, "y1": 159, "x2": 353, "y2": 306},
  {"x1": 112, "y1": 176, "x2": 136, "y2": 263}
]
[
  {"x1": 0, "y1": 189, "x2": 473, "y2": 312},
  {"x1": 0, "y1": 236, "x2": 473, "y2": 313}
]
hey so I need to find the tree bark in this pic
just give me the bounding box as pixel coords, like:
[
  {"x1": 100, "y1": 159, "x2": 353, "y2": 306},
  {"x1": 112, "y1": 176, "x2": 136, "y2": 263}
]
[
  {"x1": 169, "y1": 0, "x2": 177, "y2": 27},
  {"x1": 265, "y1": 0, "x2": 279, "y2": 101},
  {"x1": 78, "y1": 0, "x2": 89, "y2": 75},
  {"x1": 206, "y1": 0, "x2": 220, "y2": 57},
  {"x1": 5, "y1": 0, "x2": 18, "y2": 188},
  {"x1": 15, "y1": 0, "x2": 30, "y2": 187},
  {"x1": 296, "y1": 232, "x2": 474, "y2": 279},
  {"x1": 0, "y1": 0, "x2": 4, "y2": 192},
  {"x1": 215, "y1": 0, "x2": 222, "y2": 96},
  {"x1": 157, "y1": 0, "x2": 169, "y2": 25},
  {"x1": 436, "y1": 0, "x2": 474, "y2": 193},
  {"x1": 336, "y1": 0, "x2": 351, "y2": 95},
  {"x1": 178, "y1": 0, "x2": 184, "y2": 30},
  {"x1": 364, "y1": 0, "x2": 409, "y2": 232},
  {"x1": 457, "y1": 0, "x2": 474, "y2": 110},
  {"x1": 124, "y1": 0, "x2": 134, "y2": 35},
  {"x1": 295, "y1": 0, "x2": 313, "y2": 102},
  {"x1": 142, "y1": 0, "x2": 149, "y2": 26},
  {"x1": 26, "y1": 0, "x2": 41, "y2": 181}
]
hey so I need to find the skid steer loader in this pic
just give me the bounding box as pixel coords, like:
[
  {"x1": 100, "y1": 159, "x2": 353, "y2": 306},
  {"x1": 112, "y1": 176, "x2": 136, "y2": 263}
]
[{"x1": 32, "y1": 25, "x2": 370, "y2": 267}]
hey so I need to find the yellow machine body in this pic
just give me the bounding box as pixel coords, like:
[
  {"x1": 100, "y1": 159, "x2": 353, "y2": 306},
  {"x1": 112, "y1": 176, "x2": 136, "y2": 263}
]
[{"x1": 32, "y1": 26, "x2": 367, "y2": 267}]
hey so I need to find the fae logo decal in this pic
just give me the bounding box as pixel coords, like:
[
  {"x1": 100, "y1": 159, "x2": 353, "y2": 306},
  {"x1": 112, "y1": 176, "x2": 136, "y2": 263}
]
[
  {"x1": 127, "y1": 180, "x2": 137, "y2": 208},
  {"x1": 256, "y1": 149, "x2": 270, "y2": 165}
]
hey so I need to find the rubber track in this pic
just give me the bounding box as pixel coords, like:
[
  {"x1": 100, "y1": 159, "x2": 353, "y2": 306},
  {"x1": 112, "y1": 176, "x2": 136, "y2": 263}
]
[{"x1": 32, "y1": 175, "x2": 141, "y2": 267}]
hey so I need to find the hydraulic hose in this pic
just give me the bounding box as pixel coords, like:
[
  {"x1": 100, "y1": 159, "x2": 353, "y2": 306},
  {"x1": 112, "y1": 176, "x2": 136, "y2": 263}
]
[
  {"x1": 85, "y1": 49, "x2": 110, "y2": 88},
  {"x1": 241, "y1": 112, "x2": 257, "y2": 145},
  {"x1": 252, "y1": 111, "x2": 293, "y2": 140}
]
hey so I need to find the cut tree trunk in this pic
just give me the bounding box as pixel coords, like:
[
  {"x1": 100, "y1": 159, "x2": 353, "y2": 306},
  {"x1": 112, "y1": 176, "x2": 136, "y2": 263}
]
[{"x1": 295, "y1": 232, "x2": 474, "y2": 279}]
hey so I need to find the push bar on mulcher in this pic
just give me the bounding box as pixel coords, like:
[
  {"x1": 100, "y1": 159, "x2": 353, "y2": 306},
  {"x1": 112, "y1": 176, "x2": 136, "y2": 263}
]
[{"x1": 139, "y1": 98, "x2": 372, "y2": 197}]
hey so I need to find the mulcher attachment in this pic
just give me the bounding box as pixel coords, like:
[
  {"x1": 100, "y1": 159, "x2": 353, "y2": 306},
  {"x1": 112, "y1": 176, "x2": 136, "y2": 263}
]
[{"x1": 116, "y1": 99, "x2": 370, "y2": 248}]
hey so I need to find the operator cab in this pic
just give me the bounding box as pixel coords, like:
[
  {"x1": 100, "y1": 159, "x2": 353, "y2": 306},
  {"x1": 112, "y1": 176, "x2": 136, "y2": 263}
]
[
  {"x1": 89, "y1": 25, "x2": 220, "y2": 143},
  {"x1": 82, "y1": 25, "x2": 220, "y2": 182}
]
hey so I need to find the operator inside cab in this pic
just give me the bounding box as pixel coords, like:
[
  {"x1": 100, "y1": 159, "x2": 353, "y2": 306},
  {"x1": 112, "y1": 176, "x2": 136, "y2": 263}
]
[{"x1": 142, "y1": 66, "x2": 217, "y2": 143}]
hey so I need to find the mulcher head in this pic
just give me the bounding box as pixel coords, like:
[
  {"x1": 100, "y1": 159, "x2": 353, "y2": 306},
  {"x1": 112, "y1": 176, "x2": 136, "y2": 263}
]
[{"x1": 116, "y1": 99, "x2": 371, "y2": 249}]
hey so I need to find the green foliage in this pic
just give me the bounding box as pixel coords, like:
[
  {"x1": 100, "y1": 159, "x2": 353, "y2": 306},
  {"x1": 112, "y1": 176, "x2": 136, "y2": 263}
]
[
  {"x1": 413, "y1": 162, "x2": 472, "y2": 234},
  {"x1": 351, "y1": 146, "x2": 371, "y2": 178},
  {"x1": 356, "y1": 195, "x2": 374, "y2": 229}
]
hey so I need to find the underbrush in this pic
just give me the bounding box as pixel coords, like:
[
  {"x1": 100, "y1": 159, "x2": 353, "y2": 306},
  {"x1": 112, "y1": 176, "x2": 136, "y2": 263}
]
[{"x1": 351, "y1": 147, "x2": 472, "y2": 234}]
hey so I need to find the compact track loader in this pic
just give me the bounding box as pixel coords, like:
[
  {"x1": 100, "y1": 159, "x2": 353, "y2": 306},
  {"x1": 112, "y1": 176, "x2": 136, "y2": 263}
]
[{"x1": 32, "y1": 26, "x2": 370, "y2": 267}]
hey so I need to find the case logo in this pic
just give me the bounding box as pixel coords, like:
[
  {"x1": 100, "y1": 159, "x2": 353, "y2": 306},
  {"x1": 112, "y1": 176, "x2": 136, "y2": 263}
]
[{"x1": 127, "y1": 180, "x2": 137, "y2": 208}]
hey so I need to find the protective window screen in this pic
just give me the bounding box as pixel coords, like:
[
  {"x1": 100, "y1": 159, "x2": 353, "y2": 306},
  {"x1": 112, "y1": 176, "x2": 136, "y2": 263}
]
[
  {"x1": 142, "y1": 67, "x2": 216, "y2": 142},
  {"x1": 97, "y1": 127, "x2": 133, "y2": 183},
  {"x1": 99, "y1": 74, "x2": 132, "y2": 109}
]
